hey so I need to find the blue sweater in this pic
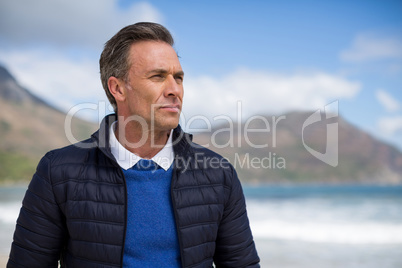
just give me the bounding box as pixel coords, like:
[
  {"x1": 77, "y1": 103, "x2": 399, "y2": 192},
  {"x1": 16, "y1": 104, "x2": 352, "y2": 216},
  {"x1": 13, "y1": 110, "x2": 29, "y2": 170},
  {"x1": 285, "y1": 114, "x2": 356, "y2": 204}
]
[{"x1": 122, "y1": 159, "x2": 181, "y2": 267}]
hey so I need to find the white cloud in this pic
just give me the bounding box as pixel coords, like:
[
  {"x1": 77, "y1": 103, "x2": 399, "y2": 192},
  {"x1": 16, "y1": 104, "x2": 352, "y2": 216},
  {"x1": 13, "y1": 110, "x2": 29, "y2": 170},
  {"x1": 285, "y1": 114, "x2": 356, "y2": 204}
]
[
  {"x1": 0, "y1": 49, "x2": 110, "y2": 120},
  {"x1": 0, "y1": 0, "x2": 163, "y2": 121},
  {"x1": 340, "y1": 34, "x2": 402, "y2": 62},
  {"x1": 378, "y1": 116, "x2": 402, "y2": 136},
  {"x1": 1, "y1": 47, "x2": 362, "y2": 123},
  {"x1": 0, "y1": 0, "x2": 163, "y2": 49},
  {"x1": 0, "y1": 0, "x2": 362, "y2": 124},
  {"x1": 376, "y1": 89, "x2": 400, "y2": 112},
  {"x1": 182, "y1": 68, "x2": 361, "y2": 120}
]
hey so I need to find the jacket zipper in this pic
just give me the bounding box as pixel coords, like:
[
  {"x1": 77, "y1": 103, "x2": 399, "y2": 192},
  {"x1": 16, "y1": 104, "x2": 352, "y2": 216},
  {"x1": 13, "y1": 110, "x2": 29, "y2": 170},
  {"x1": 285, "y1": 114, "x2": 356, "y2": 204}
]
[
  {"x1": 119, "y1": 168, "x2": 128, "y2": 267},
  {"x1": 171, "y1": 167, "x2": 185, "y2": 267}
]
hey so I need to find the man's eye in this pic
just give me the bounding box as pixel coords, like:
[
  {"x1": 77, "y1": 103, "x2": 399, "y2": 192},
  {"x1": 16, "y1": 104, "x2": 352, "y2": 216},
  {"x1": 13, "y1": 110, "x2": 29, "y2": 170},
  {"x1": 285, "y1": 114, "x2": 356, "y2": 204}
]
[
  {"x1": 151, "y1": 74, "x2": 163, "y2": 79},
  {"x1": 175, "y1": 76, "x2": 184, "y2": 82}
]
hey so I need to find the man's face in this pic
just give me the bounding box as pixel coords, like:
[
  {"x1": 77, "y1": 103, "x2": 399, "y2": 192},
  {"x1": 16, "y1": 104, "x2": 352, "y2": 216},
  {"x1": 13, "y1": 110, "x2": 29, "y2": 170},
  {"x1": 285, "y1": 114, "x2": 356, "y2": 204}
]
[{"x1": 122, "y1": 41, "x2": 184, "y2": 132}]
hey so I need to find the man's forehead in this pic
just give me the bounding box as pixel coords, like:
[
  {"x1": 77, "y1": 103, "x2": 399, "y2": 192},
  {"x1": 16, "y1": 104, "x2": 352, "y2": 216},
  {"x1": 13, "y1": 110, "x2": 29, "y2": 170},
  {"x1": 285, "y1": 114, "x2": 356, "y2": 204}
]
[
  {"x1": 128, "y1": 41, "x2": 182, "y2": 71},
  {"x1": 129, "y1": 41, "x2": 177, "y2": 59}
]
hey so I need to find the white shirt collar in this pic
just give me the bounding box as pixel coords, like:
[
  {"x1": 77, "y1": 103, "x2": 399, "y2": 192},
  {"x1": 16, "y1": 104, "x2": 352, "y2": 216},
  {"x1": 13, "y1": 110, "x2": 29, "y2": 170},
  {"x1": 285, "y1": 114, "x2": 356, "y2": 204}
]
[{"x1": 109, "y1": 121, "x2": 174, "y2": 171}]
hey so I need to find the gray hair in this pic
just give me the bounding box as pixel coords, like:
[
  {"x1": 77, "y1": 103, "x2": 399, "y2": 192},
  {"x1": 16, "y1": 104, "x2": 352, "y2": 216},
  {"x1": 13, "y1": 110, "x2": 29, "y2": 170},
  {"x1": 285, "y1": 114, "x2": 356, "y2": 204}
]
[{"x1": 99, "y1": 22, "x2": 174, "y2": 112}]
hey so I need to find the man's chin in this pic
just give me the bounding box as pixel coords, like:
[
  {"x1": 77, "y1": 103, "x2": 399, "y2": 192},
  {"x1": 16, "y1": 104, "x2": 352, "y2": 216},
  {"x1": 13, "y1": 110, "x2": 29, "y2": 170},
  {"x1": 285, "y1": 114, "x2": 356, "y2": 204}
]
[{"x1": 154, "y1": 119, "x2": 179, "y2": 132}]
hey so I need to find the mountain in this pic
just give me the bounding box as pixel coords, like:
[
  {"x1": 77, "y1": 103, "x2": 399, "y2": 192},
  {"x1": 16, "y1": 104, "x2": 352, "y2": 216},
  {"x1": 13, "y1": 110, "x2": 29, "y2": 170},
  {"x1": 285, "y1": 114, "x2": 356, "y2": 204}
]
[
  {"x1": 0, "y1": 66, "x2": 53, "y2": 107},
  {"x1": 0, "y1": 65, "x2": 98, "y2": 183},
  {"x1": 1, "y1": 65, "x2": 401, "y2": 185},
  {"x1": 192, "y1": 111, "x2": 402, "y2": 185}
]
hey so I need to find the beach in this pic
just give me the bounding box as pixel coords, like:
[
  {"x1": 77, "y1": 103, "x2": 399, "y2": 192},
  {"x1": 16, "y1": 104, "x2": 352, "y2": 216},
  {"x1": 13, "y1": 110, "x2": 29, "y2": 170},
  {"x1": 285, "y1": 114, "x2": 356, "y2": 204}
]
[
  {"x1": 0, "y1": 255, "x2": 8, "y2": 267},
  {"x1": 1, "y1": 185, "x2": 402, "y2": 267}
]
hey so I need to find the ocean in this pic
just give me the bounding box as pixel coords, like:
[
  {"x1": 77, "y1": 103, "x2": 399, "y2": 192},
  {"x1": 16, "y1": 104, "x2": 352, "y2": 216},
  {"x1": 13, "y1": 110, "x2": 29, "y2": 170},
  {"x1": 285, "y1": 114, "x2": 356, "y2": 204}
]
[
  {"x1": 1, "y1": 184, "x2": 402, "y2": 267},
  {"x1": 245, "y1": 185, "x2": 402, "y2": 267}
]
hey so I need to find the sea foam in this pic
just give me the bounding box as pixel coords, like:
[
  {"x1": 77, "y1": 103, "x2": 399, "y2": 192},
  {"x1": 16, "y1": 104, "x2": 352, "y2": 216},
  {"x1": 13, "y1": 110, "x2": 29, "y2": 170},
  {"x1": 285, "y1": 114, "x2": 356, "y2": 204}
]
[{"x1": 246, "y1": 197, "x2": 402, "y2": 245}]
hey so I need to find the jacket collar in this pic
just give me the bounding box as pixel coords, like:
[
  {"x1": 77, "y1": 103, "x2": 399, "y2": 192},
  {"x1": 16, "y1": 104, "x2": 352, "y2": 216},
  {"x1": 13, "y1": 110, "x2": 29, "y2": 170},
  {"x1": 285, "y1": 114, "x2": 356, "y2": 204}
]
[{"x1": 91, "y1": 114, "x2": 194, "y2": 165}]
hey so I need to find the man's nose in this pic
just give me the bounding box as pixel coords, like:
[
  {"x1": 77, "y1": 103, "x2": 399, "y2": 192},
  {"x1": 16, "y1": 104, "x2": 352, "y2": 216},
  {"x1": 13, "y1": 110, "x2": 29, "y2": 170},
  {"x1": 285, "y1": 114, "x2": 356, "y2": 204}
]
[{"x1": 164, "y1": 75, "x2": 182, "y2": 97}]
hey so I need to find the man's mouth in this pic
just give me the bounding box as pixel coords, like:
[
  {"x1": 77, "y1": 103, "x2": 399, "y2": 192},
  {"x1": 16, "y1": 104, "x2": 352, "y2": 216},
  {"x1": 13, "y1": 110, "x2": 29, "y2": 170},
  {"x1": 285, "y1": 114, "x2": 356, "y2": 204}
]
[{"x1": 159, "y1": 104, "x2": 181, "y2": 113}]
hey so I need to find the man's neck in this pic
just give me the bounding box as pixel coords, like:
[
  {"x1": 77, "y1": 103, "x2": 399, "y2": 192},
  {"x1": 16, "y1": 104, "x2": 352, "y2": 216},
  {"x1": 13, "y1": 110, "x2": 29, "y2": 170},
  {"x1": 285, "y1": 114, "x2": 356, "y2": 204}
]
[{"x1": 114, "y1": 121, "x2": 171, "y2": 159}]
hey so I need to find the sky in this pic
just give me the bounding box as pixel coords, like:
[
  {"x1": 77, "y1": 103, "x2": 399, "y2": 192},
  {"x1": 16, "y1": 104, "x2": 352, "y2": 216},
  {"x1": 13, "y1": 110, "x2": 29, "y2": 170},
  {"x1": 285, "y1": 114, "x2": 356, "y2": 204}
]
[{"x1": 0, "y1": 0, "x2": 402, "y2": 150}]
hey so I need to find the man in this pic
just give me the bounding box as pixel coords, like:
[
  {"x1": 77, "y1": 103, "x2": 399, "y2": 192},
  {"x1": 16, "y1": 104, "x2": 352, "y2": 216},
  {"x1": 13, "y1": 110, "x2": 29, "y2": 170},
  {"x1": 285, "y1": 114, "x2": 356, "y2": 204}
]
[{"x1": 8, "y1": 22, "x2": 260, "y2": 267}]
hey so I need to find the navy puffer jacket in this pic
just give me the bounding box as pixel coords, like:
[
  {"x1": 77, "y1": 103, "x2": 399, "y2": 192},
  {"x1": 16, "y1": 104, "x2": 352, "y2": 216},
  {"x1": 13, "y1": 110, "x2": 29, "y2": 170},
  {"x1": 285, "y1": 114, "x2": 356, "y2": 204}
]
[{"x1": 8, "y1": 114, "x2": 260, "y2": 267}]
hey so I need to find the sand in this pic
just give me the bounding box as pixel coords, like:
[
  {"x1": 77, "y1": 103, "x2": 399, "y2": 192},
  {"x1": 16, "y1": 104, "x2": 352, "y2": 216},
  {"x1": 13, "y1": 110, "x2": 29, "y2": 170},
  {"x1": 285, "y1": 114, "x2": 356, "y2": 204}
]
[{"x1": 0, "y1": 255, "x2": 8, "y2": 267}]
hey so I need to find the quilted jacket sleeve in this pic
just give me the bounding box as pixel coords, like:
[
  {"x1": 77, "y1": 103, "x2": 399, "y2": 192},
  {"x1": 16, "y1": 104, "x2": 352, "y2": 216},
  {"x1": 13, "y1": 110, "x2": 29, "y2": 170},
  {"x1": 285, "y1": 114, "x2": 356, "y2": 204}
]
[
  {"x1": 7, "y1": 153, "x2": 66, "y2": 268},
  {"x1": 213, "y1": 167, "x2": 260, "y2": 267}
]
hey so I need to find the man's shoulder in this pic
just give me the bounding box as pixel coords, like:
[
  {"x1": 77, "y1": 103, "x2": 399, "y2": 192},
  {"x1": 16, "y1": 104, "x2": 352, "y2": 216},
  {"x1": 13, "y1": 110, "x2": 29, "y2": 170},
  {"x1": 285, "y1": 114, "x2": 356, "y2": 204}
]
[
  {"x1": 189, "y1": 141, "x2": 227, "y2": 159},
  {"x1": 42, "y1": 136, "x2": 98, "y2": 166},
  {"x1": 174, "y1": 139, "x2": 241, "y2": 192},
  {"x1": 178, "y1": 140, "x2": 235, "y2": 173}
]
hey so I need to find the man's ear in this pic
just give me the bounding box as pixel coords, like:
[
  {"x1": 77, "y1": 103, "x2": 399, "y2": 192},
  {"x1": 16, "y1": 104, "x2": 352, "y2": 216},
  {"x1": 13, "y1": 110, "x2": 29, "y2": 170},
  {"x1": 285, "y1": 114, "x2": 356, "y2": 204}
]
[{"x1": 108, "y1": 76, "x2": 126, "y2": 102}]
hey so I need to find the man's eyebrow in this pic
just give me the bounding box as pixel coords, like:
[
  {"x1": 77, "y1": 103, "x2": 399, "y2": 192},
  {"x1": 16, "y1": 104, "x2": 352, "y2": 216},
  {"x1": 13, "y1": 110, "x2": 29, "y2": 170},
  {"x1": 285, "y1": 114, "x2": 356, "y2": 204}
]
[
  {"x1": 146, "y1": 69, "x2": 184, "y2": 76},
  {"x1": 146, "y1": 69, "x2": 168, "y2": 76},
  {"x1": 175, "y1": 70, "x2": 185, "y2": 77}
]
